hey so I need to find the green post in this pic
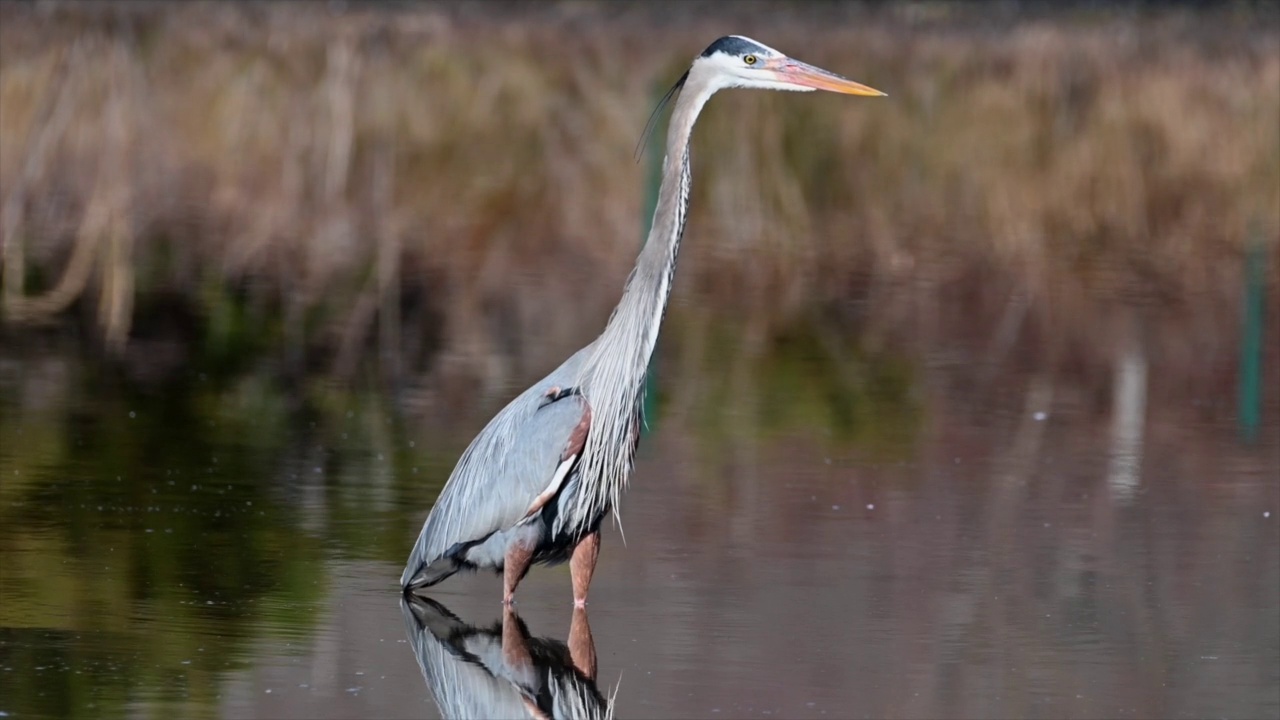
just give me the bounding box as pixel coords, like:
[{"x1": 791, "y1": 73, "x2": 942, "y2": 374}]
[
  {"x1": 639, "y1": 82, "x2": 667, "y2": 434},
  {"x1": 1238, "y1": 224, "x2": 1267, "y2": 443}
]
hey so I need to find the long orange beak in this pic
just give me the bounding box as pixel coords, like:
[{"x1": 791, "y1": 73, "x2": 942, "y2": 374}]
[{"x1": 775, "y1": 59, "x2": 886, "y2": 97}]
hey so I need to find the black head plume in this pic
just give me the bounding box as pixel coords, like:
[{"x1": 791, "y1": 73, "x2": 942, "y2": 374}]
[
  {"x1": 699, "y1": 35, "x2": 767, "y2": 59},
  {"x1": 634, "y1": 69, "x2": 689, "y2": 164}
]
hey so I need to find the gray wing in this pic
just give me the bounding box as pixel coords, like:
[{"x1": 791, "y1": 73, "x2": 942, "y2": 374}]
[{"x1": 401, "y1": 347, "x2": 592, "y2": 585}]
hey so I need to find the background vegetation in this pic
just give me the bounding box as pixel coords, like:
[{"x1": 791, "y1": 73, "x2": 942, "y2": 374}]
[{"x1": 1, "y1": 1, "x2": 1275, "y2": 424}]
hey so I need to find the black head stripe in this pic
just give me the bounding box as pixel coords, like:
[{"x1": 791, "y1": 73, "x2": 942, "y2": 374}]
[{"x1": 699, "y1": 35, "x2": 766, "y2": 58}]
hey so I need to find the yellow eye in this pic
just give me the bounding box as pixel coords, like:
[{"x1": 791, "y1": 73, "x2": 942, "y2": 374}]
[{"x1": 743, "y1": 54, "x2": 757, "y2": 66}]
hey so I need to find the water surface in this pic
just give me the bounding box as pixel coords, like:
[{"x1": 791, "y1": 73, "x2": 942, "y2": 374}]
[{"x1": 1, "y1": 333, "x2": 1276, "y2": 720}]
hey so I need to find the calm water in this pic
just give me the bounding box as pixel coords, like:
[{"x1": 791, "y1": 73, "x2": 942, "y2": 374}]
[{"x1": 1, "y1": 331, "x2": 1277, "y2": 720}]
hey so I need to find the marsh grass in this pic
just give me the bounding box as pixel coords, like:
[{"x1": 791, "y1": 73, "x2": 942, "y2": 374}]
[{"x1": 1, "y1": 2, "x2": 1276, "y2": 418}]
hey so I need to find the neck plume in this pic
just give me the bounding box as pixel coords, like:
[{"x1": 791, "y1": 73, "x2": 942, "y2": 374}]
[{"x1": 567, "y1": 71, "x2": 715, "y2": 531}]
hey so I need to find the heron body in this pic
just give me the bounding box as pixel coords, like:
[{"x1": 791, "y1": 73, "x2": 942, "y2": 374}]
[{"x1": 402, "y1": 35, "x2": 884, "y2": 606}]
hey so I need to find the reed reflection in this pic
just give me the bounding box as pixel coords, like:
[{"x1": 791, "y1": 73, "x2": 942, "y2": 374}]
[{"x1": 400, "y1": 595, "x2": 613, "y2": 720}]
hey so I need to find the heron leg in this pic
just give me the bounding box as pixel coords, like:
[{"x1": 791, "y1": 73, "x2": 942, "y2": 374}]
[
  {"x1": 503, "y1": 539, "x2": 535, "y2": 606},
  {"x1": 570, "y1": 530, "x2": 600, "y2": 608},
  {"x1": 568, "y1": 606, "x2": 597, "y2": 681}
]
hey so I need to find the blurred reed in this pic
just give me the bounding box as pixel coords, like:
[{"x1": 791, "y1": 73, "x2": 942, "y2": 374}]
[{"x1": 0, "y1": 2, "x2": 1276, "y2": 409}]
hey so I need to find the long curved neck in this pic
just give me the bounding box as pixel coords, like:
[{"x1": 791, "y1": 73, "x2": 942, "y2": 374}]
[
  {"x1": 566, "y1": 71, "x2": 715, "y2": 531},
  {"x1": 586, "y1": 74, "x2": 714, "y2": 381}
]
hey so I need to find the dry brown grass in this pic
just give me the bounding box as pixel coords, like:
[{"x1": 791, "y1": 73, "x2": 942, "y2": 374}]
[{"x1": 1, "y1": 2, "x2": 1277, "y2": 403}]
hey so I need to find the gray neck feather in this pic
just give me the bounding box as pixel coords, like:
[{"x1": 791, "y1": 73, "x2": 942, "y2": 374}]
[{"x1": 567, "y1": 70, "x2": 716, "y2": 531}]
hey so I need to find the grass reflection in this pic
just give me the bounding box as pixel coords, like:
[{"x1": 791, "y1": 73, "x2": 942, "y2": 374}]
[
  {"x1": 687, "y1": 316, "x2": 922, "y2": 466},
  {"x1": 0, "y1": 345, "x2": 328, "y2": 719}
]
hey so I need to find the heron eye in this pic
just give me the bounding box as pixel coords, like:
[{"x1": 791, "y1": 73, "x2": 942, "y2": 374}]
[{"x1": 743, "y1": 54, "x2": 757, "y2": 66}]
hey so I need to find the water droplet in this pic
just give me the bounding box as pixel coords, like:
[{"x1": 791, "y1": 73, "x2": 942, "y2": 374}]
[
  {"x1": 128, "y1": 411, "x2": 136, "y2": 419},
  {"x1": 1265, "y1": 511, "x2": 1272, "y2": 518},
  {"x1": 866, "y1": 503, "x2": 875, "y2": 510},
  {"x1": 1033, "y1": 411, "x2": 1047, "y2": 421}
]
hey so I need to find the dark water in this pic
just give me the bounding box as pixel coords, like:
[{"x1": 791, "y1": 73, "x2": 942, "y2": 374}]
[{"x1": 1, "y1": 331, "x2": 1277, "y2": 720}]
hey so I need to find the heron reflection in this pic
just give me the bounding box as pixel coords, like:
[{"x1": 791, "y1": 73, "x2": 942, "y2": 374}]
[{"x1": 400, "y1": 594, "x2": 614, "y2": 720}]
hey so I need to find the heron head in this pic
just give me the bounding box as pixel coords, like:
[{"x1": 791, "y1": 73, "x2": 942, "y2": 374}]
[
  {"x1": 693, "y1": 35, "x2": 885, "y2": 97},
  {"x1": 633, "y1": 35, "x2": 885, "y2": 162}
]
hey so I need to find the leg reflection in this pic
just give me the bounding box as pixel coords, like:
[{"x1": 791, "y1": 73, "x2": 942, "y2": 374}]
[
  {"x1": 569, "y1": 606, "x2": 597, "y2": 682},
  {"x1": 401, "y1": 593, "x2": 612, "y2": 719}
]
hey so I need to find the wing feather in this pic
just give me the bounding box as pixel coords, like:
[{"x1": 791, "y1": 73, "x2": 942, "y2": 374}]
[{"x1": 401, "y1": 348, "x2": 593, "y2": 585}]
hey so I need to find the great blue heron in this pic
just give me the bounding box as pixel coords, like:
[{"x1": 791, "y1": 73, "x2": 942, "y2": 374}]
[
  {"x1": 402, "y1": 35, "x2": 884, "y2": 606},
  {"x1": 400, "y1": 595, "x2": 610, "y2": 720}
]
